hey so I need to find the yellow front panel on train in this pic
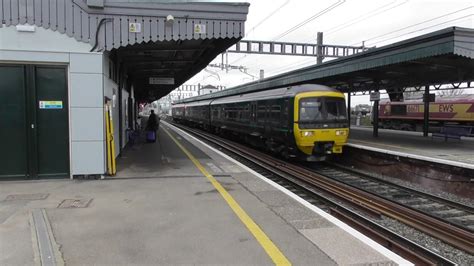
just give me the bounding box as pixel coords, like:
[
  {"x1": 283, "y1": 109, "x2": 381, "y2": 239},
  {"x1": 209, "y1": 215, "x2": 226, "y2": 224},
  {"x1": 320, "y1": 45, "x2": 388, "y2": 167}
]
[{"x1": 293, "y1": 91, "x2": 349, "y2": 155}]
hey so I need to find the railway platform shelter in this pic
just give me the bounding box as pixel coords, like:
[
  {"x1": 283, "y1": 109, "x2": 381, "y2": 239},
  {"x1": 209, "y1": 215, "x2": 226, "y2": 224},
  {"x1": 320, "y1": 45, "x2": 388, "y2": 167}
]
[
  {"x1": 0, "y1": 0, "x2": 248, "y2": 180},
  {"x1": 184, "y1": 27, "x2": 474, "y2": 138}
]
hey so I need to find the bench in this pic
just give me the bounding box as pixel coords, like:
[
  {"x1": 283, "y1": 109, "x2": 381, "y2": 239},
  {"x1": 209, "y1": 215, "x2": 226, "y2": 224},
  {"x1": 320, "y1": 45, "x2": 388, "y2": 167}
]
[{"x1": 432, "y1": 125, "x2": 474, "y2": 141}]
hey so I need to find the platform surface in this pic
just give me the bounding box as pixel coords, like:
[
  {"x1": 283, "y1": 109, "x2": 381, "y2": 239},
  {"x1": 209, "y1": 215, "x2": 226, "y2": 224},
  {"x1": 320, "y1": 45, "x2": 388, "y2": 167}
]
[
  {"x1": 349, "y1": 126, "x2": 474, "y2": 166},
  {"x1": 0, "y1": 122, "x2": 408, "y2": 265}
]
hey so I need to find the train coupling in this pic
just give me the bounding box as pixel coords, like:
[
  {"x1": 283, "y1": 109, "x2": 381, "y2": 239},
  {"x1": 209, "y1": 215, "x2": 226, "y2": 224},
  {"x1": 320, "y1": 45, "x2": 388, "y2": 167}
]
[{"x1": 313, "y1": 142, "x2": 334, "y2": 155}]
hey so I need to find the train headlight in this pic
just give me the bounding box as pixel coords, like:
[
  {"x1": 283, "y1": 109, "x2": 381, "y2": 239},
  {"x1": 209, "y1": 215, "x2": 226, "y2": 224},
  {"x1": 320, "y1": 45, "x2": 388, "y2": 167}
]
[
  {"x1": 301, "y1": 131, "x2": 314, "y2": 137},
  {"x1": 335, "y1": 130, "x2": 347, "y2": 136}
]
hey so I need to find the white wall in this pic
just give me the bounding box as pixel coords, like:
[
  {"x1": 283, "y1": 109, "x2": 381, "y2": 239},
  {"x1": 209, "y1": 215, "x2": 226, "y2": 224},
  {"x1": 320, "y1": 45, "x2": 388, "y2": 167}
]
[
  {"x1": 0, "y1": 25, "x2": 106, "y2": 176},
  {"x1": 103, "y1": 69, "x2": 120, "y2": 156}
]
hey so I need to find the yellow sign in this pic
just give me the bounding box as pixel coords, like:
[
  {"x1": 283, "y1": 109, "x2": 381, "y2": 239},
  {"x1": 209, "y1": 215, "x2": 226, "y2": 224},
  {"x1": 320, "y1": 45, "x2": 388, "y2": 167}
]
[
  {"x1": 129, "y1": 22, "x2": 141, "y2": 33},
  {"x1": 194, "y1": 24, "x2": 206, "y2": 34}
]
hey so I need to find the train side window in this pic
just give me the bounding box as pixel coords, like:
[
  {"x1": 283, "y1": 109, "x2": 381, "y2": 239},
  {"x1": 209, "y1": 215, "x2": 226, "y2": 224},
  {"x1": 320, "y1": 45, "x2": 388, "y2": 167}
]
[
  {"x1": 251, "y1": 104, "x2": 256, "y2": 122},
  {"x1": 257, "y1": 104, "x2": 266, "y2": 123},
  {"x1": 282, "y1": 100, "x2": 289, "y2": 128},
  {"x1": 271, "y1": 105, "x2": 280, "y2": 123}
]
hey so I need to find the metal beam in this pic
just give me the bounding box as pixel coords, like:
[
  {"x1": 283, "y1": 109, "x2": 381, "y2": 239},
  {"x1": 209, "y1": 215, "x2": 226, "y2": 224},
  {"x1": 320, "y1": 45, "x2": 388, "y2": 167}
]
[{"x1": 228, "y1": 39, "x2": 367, "y2": 58}]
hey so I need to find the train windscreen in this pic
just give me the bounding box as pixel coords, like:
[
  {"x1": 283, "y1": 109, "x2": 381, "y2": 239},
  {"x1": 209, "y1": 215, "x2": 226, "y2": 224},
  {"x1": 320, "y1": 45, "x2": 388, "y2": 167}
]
[{"x1": 299, "y1": 97, "x2": 348, "y2": 129}]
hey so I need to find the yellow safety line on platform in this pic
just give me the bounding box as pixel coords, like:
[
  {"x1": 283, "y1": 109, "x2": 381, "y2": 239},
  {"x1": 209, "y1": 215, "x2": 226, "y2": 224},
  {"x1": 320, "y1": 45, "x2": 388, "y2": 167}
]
[{"x1": 162, "y1": 126, "x2": 291, "y2": 266}]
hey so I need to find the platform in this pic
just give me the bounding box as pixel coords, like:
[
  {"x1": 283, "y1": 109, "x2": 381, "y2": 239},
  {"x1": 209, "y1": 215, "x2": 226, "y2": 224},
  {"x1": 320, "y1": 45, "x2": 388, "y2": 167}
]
[
  {"x1": 348, "y1": 126, "x2": 474, "y2": 168},
  {"x1": 0, "y1": 122, "x2": 409, "y2": 265}
]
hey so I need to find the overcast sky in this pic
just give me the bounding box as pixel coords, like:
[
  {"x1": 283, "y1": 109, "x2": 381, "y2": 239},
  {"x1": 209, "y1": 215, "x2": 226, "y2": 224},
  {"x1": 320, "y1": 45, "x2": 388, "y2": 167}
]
[{"x1": 182, "y1": 0, "x2": 473, "y2": 105}]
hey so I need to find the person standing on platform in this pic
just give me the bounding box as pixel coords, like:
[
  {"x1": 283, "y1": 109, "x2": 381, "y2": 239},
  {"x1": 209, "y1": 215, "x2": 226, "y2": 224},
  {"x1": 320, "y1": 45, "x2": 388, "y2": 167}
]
[{"x1": 146, "y1": 110, "x2": 159, "y2": 143}]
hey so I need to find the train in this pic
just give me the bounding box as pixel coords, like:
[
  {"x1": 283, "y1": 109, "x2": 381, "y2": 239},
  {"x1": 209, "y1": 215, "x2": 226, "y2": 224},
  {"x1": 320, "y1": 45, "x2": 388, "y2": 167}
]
[
  {"x1": 377, "y1": 95, "x2": 474, "y2": 131},
  {"x1": 172, "y1": 84, "x2": 349, "y2": 161}
]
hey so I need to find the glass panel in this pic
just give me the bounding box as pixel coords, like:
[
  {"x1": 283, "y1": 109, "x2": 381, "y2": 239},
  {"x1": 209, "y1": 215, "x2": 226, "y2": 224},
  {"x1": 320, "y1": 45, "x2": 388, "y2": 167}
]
[
  {"x1": 300, "y1": 98, "x2": 323, "y2": 122},
  {"x1": 299, "y1": 97, "x2": 348, "y2": 129},
  {"x1": 325, "y1": 97, "x2": 347, "y2": 121}
]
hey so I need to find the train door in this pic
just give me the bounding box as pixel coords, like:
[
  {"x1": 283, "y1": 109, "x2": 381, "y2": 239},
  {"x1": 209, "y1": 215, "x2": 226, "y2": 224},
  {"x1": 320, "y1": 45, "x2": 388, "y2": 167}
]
[
  {"x1": 0, "y1": 64, "x2": 69, "y2": 179},
  {"x1": 264, "y1": 101, "x2": 271, "y2": 136}
]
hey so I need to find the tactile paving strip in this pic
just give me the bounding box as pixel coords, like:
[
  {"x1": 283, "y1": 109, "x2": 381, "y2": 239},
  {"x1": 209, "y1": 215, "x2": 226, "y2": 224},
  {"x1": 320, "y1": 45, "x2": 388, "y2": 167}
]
[{"x1": 4, "y1": 193, "x2": 49, "y2": 201}]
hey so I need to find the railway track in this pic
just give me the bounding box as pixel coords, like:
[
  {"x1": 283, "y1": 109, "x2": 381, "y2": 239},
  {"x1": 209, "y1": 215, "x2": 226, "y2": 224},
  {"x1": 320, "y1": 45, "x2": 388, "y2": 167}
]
[
  {"x1": 313, "y1": 164, "x2": 474, "y2": 232},
  {"x1": 167, "y1": 121, "x2": 474, "y2": 264}
]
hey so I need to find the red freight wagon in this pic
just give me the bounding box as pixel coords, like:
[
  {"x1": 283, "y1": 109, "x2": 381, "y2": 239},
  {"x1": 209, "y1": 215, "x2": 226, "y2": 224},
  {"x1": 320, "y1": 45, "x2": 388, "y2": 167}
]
[{"x1": 377, "y1": 95, "x2": 474, "y2": 131}]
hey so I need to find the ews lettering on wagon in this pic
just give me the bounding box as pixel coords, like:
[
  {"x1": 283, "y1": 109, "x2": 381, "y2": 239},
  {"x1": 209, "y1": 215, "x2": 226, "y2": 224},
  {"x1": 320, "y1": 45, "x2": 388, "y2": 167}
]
[{"x1": 438, "y1": 104, "x2": 454, "y2": 112}]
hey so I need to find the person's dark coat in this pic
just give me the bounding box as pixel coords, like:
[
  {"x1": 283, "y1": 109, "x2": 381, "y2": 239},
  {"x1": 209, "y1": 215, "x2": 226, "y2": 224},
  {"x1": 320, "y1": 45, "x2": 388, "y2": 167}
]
[{"x1": 146, "y1": 112, "x2": 159, "y2": 131}]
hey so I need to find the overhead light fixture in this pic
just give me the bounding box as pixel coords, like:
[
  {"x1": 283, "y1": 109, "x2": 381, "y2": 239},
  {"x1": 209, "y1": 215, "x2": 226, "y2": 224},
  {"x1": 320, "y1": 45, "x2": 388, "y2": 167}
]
[
  {"x1": 166, "y1": 15, "x2": 174, "y2": 25},
  {"x1": 16, "y1": 25, "x2": 36, "y2": 32}
]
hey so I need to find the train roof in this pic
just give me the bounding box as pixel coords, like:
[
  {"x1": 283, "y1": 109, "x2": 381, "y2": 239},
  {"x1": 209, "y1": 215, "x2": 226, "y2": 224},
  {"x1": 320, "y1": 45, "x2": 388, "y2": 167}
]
[
  {"x1": 380, "y1": 94, "x2": 474, "y2": 104},
  {"x1": 173, "y1": 84, "x2": 340, "y2": 105}
]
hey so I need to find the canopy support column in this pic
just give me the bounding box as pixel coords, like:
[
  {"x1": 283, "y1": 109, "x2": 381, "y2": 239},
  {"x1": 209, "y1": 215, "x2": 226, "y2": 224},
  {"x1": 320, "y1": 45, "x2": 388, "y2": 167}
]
[
  {"x1": 423, "y1": 85, "x2": 430, "y2": 137},
  {"x1": 373, "y1": 88, "x2": 379, "y2": 138},
  {"x1": 347, "y1": 92, "x2": 351, "y2": 129}
]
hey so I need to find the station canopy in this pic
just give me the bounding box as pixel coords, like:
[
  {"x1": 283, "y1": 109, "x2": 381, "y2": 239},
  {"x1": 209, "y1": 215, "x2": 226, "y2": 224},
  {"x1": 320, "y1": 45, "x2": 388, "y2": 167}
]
[
  {"x1": 180, "y1": 27, "x2": 474, "y2": 103},
  {"x1": 0, "y1": 0, "x2": 249, "y2": 101}
]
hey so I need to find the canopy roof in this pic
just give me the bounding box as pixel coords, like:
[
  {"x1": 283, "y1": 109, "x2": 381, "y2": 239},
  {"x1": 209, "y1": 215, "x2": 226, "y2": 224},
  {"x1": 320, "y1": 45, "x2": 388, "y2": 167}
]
[
  {"x1": 0, "y1": 0, "x2": 249, "y2": 100},
  {"x1": 179, "y1": 27, "x2": 474, "y2": 103}
]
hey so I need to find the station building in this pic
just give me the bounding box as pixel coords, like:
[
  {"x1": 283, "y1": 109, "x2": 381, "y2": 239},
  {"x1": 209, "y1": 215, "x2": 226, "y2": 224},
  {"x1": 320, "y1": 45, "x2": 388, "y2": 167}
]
[{"x1": 0, "y1": 0, "x2": 248, "y2": 179}]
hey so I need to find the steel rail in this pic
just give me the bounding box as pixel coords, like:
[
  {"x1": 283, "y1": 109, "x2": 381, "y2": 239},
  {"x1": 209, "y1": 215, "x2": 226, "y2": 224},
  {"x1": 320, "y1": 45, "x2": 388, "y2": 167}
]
[{"x1": 168, "y1": 122, "x2": 460, "y2": 264}]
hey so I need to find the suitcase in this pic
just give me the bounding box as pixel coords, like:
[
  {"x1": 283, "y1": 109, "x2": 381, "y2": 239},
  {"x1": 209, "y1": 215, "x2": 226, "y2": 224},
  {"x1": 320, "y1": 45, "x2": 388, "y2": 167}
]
[{"x1": 146, "y1": 130, "x2": 156, "y2": 143}]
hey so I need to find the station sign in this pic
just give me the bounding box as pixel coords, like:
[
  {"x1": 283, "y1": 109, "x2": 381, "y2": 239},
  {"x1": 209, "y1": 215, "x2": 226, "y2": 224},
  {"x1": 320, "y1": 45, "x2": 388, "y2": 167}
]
[
  {"x1": 149, "y1": 77, "x2": 174, "y2": 85},
  {"x1": 129, "y1": 22, "x2": 141, "y2": 33},
  {"x1": 370, "y1": 92, "x2": 380, "y2": 101}
]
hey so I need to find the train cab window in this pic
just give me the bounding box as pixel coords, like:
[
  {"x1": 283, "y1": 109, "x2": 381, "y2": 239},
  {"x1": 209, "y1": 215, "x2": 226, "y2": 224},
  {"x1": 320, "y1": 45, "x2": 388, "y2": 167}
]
[
  {"x1": 300, "y1": 98, "x2": 323, "y2": 122},
  {"x1": 326, "y1": 97, "x2": 347, "y2": 121},
  {"x1": 391, "y1": 105, "x2": 407, "y2": 115},
  {"x1": 299, "y1": 97, "x2": 348, "y2": 128}
]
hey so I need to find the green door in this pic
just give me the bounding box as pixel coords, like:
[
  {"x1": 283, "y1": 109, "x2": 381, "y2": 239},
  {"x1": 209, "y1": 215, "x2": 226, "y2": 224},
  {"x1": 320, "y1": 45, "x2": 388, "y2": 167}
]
[
  {"x1": 0, "y1": 66, "x2": 28, "y2": 178},
  {"x1": 0, "y1": 65, "x2": 69, "y2": 179},
  {"x1": 35, "y1": 66, "x2": 69, "y2": 178}
]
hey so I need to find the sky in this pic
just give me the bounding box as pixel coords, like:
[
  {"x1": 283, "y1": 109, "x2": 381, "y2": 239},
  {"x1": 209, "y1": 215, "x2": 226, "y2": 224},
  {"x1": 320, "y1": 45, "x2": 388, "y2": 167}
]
[{"x1": 180, "y1": 0, "x2": 474, "y2": 105}]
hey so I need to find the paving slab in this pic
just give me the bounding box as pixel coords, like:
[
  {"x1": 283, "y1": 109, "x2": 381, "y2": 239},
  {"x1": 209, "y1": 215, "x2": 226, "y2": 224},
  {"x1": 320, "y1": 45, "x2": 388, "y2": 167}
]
[{"x1": 349, "y1": 127, "x2": 474, "y2": 165}]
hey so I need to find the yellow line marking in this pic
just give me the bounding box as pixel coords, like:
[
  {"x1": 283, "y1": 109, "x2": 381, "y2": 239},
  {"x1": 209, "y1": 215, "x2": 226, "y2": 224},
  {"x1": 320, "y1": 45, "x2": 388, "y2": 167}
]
[{"x1": 162, "y1": 126, "x2": 291, "y2": 266}]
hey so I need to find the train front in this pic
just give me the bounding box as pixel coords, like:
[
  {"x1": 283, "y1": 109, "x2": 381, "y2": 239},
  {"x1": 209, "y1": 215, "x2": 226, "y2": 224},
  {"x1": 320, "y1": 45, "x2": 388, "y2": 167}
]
[{"x1": 293, "y1": 91, "x2": 349, "y2": 161}]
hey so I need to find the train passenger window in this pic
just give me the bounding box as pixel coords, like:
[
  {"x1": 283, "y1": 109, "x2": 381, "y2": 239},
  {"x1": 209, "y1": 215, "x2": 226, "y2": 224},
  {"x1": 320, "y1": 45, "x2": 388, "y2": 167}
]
[
  {"x1": 282, "y1": 100, "x2": 289, "y2": 128},
  {"x1": 257, "y1": 104, "x2": 266, "y2": 123},
  {"x1": 251, "y1": 104, "x2": 256, "y2": 122},
  {"x1": 271, "y1": 105, "x2": 280, "y2": 122}
]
